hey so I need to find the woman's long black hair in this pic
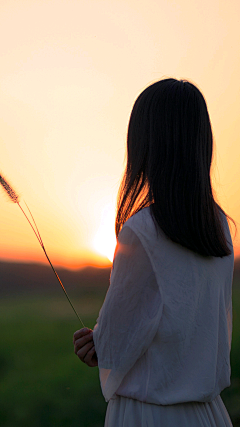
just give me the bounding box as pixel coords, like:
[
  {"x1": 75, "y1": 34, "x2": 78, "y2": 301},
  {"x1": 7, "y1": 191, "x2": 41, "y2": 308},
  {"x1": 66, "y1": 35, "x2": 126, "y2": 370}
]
[{"x1": 115, "y1": 78, "x2": 235, "y2": 257}]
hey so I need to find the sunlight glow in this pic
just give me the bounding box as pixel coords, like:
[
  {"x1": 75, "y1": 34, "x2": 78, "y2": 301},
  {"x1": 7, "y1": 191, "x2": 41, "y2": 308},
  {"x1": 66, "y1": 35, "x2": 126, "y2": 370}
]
[
  {"x1": 0, "y1": 0, "x2": 240, "y2": 266},
  {"x1": 93, "y1": 203, "x2": 116, "y2": 262}
]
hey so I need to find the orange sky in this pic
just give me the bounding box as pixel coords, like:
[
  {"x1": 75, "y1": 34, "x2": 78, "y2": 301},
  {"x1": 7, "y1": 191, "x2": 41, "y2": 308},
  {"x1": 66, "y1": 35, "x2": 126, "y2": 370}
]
[{"x1": 0, "y1": 0, "x2": 240, "y2": 269}]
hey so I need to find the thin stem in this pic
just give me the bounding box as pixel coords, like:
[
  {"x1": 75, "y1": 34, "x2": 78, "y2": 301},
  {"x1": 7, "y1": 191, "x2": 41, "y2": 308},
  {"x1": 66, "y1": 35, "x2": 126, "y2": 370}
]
[
  {"x1": 17, "y1": 202, "x2": 85, "y2": 327},
  {"x1": 17, "y1": 203, "x2": 42, "y2": 246},
  {"x1": 24, "y1": 200, "x2": 44, "y2": 247},
  {"x1": 42, "y1": 246, "x2": 85, "y2": 327}
]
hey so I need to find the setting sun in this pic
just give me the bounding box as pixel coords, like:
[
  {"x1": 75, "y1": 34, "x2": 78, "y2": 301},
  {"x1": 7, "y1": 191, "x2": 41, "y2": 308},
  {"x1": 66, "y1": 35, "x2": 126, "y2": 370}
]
[{"x1": 93, "y1": 203, "x2": 116, "y2": 262}]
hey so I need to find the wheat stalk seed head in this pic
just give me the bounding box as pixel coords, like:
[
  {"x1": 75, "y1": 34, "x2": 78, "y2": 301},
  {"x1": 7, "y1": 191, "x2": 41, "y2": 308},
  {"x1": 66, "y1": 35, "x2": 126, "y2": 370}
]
[
  {"x1": 0, "y1": 174, "x2": 19, "y2": 203},
  {"x1": 0, "y1": 171, "x2": 84, "y2": 325}
]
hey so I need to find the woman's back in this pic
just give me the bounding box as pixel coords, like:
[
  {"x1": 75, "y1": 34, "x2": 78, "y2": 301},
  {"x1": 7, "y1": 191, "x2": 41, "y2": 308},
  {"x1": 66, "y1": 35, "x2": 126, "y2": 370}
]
[{"x1": 93, "y1": 205, "x2": 234, "y2": 405}]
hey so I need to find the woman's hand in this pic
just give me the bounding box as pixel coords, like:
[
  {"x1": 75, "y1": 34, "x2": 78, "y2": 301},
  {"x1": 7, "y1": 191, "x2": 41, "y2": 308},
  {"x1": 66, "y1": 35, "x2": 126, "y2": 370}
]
[{"x1": 73, "y1": 328, "x2": 98, "y2": 367}]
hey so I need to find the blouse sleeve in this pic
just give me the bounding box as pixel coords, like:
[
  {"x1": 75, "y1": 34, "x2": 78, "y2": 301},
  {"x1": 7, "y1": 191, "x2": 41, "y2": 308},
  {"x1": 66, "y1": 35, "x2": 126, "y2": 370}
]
[{"x1": 92, "y1": 225, "x2": 163, "y2": 402}]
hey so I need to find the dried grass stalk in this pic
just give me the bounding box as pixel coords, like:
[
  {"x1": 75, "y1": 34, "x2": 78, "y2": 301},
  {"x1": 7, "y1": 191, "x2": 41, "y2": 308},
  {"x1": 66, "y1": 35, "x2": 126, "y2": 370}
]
[
  {"x1": 0, "y1": 173, "x2": 84, "y2": 326},
  {"x1": 0, "y1": 174, "x2": 19, "y2": 203}
]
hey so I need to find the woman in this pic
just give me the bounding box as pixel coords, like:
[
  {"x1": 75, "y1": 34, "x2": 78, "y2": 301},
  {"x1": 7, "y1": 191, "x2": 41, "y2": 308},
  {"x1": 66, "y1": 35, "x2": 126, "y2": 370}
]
[{"x1": 73, "y1": 78, "x2": 235, "y2": 426}]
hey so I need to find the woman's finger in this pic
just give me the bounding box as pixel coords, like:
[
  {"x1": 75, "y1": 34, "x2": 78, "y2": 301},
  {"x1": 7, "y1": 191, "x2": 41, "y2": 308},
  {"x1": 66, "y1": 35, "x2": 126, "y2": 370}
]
[
  {"x1": 74, "y1": 338, "x2": 93, "y2": 356},
  {"x1": 83, "y1": 346, "x2": 98, "y2": 367},
  {"x1": 76, "y1": 341, "x2": 94, "y2": 361},
  {"x1": 74, "y1": 332, "x2": 93, "y2": 354},
  {"x1": 73, "y1": 328, "x2": 91, "y2": 343}
]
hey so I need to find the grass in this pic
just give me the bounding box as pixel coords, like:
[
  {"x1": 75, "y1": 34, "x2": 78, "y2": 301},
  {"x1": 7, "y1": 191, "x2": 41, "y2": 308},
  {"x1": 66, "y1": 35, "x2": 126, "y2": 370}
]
[
  {"x1": 0, "y1": 285, "x2": 239, "y2": 426},
  {"x1": 221, "y1": 285, "x2": 240, "y2": 426},
  {"x1": 0, "y1": 291, "x2": 108, "y2": 427}
]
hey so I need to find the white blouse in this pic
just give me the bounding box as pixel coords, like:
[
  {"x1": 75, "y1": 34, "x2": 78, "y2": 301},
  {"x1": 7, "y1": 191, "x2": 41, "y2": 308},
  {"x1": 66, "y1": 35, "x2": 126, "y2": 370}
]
[{"x1": 93, "y1": 206, "x2": 234, "y2": 405}]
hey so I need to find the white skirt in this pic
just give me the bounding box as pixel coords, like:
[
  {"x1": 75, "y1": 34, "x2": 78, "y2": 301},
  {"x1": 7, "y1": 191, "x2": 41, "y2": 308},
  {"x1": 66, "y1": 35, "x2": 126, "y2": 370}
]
[{"x1": 104, "y1": 395, "x2": 233, "y2": 427}]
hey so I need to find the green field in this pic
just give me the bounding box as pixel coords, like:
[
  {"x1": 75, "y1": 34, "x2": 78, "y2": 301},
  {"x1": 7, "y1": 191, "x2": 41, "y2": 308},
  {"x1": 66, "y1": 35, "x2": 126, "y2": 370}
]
[{"x1": 0, "y1": 286, "x2": 239, "y2": 427}]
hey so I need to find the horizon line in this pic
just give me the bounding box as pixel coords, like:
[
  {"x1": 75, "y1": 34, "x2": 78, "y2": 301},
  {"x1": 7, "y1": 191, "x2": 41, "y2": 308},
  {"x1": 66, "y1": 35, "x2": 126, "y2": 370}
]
[{"x1": 0, "y1": 257, "x2": 112, "y2": 271}]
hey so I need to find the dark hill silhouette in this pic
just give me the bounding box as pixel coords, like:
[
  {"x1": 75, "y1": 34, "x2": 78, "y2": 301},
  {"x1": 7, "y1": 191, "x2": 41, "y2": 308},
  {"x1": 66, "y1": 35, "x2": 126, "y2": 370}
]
[
  {"x1": 0, "y1": 257, "x2": 239, "y2": 297},
  {"x1": 0, "y1": 261, "x2": 111, "y2": 297}
]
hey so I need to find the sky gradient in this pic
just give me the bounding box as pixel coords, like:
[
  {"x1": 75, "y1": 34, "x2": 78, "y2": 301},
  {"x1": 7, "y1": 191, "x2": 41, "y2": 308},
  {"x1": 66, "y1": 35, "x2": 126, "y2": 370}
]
[{"x1": 0, "y1": 0, "x2": 239, "y2": 269}]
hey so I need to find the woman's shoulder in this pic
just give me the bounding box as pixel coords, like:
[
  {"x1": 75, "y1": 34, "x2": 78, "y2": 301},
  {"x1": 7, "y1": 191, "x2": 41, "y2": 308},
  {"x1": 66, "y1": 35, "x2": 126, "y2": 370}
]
[
  {"x1": 120, "y1": 206, "x2": 164, "y2": 254},
  {"x1": 122, "y1": 206, "x2": 156, "y2": 235}
]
